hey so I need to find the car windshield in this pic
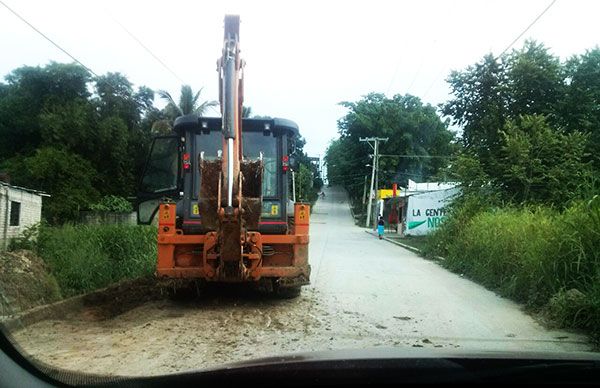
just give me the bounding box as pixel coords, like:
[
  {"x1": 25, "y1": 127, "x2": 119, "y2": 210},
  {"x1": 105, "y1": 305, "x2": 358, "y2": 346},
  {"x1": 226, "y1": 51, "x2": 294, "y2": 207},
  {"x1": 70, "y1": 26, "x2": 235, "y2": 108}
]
[{"x1": 0, "y1": 0, "x2": 599, "y2": 381}]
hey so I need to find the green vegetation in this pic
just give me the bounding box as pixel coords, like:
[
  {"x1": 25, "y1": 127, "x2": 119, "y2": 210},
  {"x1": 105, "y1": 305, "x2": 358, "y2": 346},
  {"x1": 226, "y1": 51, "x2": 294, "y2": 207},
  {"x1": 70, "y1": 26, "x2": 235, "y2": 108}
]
[
  {"x1": 295, "y1": 163, "x2": 320, "y2": 205},
  {"x1": 90, "y1": 195, "x2": 134, "y2": 213},
  {"x1": 0, "y1": 63, "x2": 216, "y2": 223},
  {"x1": 425, "y1": 196, "x2": 600, "y2": 341},
  {"x1": 290, "y1": 137, "x2": 323, "y2": 206},
  {"x1": 325, "y1": 93, "x2": 455, "y2": 205},
  {"x1": 154, "y1": 85, "x2": 218, "y2": 133},
  {"x1": 0, "y1": 63, "x2": 153, "y2": 223},
  {"x1": 12, "y1": 224, "x2": 157, "y2": 297},
  {"x1": 442, "y1": 41, "x2": 599, "y2": 202}
]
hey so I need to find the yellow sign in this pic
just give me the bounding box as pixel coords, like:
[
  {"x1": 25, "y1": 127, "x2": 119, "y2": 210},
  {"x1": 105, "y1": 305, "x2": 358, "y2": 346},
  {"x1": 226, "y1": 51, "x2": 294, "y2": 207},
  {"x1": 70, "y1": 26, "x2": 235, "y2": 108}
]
[
  {"x1": 298, "y1": 209, "x2": 306, "y2": 221},
  {"x1": 271, "y1": 204, "x2": 279, "y2": 216},
  {"x1": 192, "y1": 204, "x2": 199, "y2": 215},
  {"x1": 378, "y1": 189, "x2": 397, "y2": 199},
  {"x1": 162, "y1": 209, "x2": 170, "y2": 219}
]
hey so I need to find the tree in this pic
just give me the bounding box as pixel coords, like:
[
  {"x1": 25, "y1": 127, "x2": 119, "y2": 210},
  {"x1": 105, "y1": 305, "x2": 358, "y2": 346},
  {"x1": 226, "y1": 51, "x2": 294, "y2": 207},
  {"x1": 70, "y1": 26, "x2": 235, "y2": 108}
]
[
  {"x1": 561, "y1": 47, "x2": 600, "y2": 168},
  {"x1": 506, "y1": 41, "x2": 564, "y2": 120},
  {"x1": 443, "y1": 41, "x2": 600, "y2": 206},
  {"x1": 442, "y1": 54, "x2": 508, "y2": 170},
  {"x1": 158, "y1": 85, "x2": 218, "y2": 118},
  {"x1": 327, "y1": 93, "x2": 455, "y2": 201},
  {"x1": 0, "y1": 62, "x2": 157, "y2": 222},
  {"x1": 91, "y1": 72, "x2": 156, "y2": 195},
  {"x1": 497, "y1": 115, "x2": 590, "y2": 205},
  {"x1": 2, "y1": 147, "x2": 99, "y2": 223},
  {"x1": 0, "y1": 62, "x2": 91, "y2": 158},
  {"x1": 295, "y1": 163, "x2": 315, "y2": 202}
]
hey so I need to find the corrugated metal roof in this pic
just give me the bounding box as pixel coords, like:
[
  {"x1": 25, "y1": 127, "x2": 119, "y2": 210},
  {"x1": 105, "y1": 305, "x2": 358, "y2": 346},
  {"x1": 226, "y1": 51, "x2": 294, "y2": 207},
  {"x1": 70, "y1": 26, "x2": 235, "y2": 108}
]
[{"x1": 0, "y1": 181, "x2": 50, "y2": 197}]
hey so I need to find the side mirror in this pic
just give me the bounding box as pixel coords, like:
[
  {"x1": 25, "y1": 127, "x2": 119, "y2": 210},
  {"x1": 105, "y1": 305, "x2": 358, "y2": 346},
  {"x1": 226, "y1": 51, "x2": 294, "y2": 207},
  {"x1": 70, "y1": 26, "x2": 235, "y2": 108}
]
[{"x1": 289, "y1": 156, "x2": 297, "y2": 169}]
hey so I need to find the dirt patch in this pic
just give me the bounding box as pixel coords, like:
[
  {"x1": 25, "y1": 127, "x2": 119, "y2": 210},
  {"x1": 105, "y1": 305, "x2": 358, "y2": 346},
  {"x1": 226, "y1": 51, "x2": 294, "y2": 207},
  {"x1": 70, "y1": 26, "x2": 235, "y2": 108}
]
[
  {"x1": 77, "y1": 277, "x2": 165, "y2": 321},
  {"x1": 0, "y1": 249, "x2": 61, "y2": 317},
  {"x1": 10, "y1": 285, "x2": 332, "y2": 376},
  {"x1": 1, "y1": 277, "x2": 166, "y2": 332}
]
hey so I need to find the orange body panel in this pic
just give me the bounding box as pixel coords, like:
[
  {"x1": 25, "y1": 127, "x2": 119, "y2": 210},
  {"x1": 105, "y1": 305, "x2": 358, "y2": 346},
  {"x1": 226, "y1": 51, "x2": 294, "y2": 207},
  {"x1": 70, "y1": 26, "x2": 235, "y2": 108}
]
[{"x1": 156, "y1": 203, "x2": 310, "y2": 284}]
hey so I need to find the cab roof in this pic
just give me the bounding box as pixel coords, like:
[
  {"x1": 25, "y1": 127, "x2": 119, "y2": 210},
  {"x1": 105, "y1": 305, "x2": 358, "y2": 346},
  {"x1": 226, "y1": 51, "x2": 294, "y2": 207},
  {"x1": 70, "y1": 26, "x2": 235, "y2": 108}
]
[{"x1": 173, "y1": 115, "x2": 300, "y2": 138}]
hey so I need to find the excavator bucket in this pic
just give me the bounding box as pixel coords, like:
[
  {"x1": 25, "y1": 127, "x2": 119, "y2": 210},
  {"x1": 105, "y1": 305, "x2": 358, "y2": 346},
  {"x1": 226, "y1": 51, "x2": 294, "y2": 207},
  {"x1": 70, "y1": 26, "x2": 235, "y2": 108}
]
[
  {"x1": 198, "y1": 158, "x2": 263, "y2": 231},
  {"x1": 240, "y1": 159, "x2": 262, "y2": 230},
  {"x1": 198, "y1": 159, "x2": 221, "y2": 230}
]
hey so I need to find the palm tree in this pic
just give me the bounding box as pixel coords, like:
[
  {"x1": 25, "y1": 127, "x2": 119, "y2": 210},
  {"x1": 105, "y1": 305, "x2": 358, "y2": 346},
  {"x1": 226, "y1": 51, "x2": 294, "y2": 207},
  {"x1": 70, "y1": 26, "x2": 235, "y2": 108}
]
[{"x1": 158, "y1": 85, "x2": 218, "y2": 118}]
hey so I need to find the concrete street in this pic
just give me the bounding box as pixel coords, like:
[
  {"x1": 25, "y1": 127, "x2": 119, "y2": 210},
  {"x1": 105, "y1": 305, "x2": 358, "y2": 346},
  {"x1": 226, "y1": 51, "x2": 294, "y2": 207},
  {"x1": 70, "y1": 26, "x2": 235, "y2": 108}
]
[{"x1": 308, "y1": 186, "x2": 589, "y2": 352}]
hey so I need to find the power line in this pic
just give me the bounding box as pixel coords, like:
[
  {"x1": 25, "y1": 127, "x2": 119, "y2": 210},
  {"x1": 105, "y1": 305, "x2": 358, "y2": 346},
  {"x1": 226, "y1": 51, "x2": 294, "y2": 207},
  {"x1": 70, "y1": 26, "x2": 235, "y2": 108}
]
[
  {"x1": 497, "y1": 0, "x2": 557, "y2": 58},
  {"x1": 328, "y1": 170, "x2": 429, "y2": 181},
  {"x1": 0, "y1": 0, "x2": 98, "y2": 77},
  {"x1": 106, "y1": 11, "x2": 186, "y2": 85},
  {"x1": 379, "y1": 154, "x2": 451, "y2": 159},
  {"x1": 420, "y1": 0, "x2": 557, "y2": 103},
  {"x1": 406, "y1": 39, "x2": 437, "y2": 95},
  {"x1": 386, "y1": 57, "x2": 403, "y2": 96},
  {"x1": 421, "y1": 65, "x2": 446, "y2": 101}
]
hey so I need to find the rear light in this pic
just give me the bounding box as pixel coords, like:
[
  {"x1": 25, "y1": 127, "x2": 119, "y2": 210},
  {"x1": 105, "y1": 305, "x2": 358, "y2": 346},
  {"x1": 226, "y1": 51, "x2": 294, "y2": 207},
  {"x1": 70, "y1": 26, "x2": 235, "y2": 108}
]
[
  {"x1": 282, "y1": 155, "x2": 289, "y2": 172},
  {"x1": 183, "y1": 153, "x2": 191, "y2": 172}
]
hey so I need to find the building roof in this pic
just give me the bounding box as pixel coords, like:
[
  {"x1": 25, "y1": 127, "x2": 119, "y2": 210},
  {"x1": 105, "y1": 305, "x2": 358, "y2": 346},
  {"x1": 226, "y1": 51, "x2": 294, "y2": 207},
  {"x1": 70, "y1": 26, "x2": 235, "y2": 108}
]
[
  {"x1": 407, "y1": 179, "x2": 459, "y2": 192},
  {"x1": 0, "y1": 181, "x2": 50, "y2": 197},
  {"x1": 378, "y1": 181, "x2": 459, "y2": 199}
]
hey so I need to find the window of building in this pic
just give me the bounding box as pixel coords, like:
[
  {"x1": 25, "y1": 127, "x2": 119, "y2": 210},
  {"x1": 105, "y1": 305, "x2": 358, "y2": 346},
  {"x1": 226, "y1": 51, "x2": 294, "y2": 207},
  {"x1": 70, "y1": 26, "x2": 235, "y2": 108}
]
[{"x1": 9, "y1": 201, "x2": 20, "y2": 226}]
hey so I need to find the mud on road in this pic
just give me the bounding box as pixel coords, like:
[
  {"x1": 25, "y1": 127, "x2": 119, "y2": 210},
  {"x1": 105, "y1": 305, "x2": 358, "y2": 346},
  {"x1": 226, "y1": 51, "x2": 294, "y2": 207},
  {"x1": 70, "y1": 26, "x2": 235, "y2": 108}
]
[
  {"x1": 6, "y1": 284, "x2": 410, "y2": 377},
  {"x1": 7, "y1": 286, "x2": 313, "y2": 376}
]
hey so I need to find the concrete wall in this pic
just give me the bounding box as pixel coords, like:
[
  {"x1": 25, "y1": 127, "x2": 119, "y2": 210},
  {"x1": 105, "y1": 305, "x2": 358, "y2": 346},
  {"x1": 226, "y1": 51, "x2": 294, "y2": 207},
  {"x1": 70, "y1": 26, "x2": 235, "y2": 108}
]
[
  {"x1": 0, "y1": 185, "x2": 43, "y2": 249},
  {"x1": 78, "y1": 211, "x2": 137, "y2": 225}
]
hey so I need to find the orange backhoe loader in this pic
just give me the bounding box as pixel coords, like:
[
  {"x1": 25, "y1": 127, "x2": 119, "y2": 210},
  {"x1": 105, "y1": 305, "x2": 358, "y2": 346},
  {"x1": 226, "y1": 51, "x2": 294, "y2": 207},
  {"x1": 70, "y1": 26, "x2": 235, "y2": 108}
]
[{"x1": 136, "y1": 15, "x2": 310, "y2": 297}]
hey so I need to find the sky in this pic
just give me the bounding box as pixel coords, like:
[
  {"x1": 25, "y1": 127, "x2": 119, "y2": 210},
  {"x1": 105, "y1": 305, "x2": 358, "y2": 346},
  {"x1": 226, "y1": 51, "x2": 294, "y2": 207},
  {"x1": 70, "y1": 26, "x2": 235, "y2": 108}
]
[{"x1": 1, "y1": 0, "x2": 599, "y2": 157}]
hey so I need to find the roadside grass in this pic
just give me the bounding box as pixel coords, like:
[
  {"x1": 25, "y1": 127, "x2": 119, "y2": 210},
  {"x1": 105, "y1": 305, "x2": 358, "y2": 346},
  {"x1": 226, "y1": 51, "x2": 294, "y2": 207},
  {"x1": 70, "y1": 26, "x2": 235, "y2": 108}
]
[
  {"x1": 34, "y1": 224, "x2": 157, "y2": 297},
  {"x1": 424, "y1": 195, "x2": 600, "y2": 343},
  {"x1": 387, "y1": 235, "x2": 429, "y2": 252}
]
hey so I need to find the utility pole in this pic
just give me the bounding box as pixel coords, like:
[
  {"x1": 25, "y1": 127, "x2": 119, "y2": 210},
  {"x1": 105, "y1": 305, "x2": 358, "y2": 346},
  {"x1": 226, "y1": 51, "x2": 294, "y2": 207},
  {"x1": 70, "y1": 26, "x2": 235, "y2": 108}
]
[
  {"x1": 362, "y1": 175, "x2": 368, "y2": 205},
  {"x1": 360, "y1": 137, "x2": 388, "y2": 228}
]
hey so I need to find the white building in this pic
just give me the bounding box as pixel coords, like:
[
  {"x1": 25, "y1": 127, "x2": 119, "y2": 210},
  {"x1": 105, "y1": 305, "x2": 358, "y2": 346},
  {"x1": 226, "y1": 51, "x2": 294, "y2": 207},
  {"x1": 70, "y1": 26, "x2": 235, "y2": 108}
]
[
  {"x1": 0, "y1": 182, "x2": 48, "y2": 249},
  {"x1": 377, "y1": 180, "x2": 460, "y2": 236},
  {"x1": 404, "y1": 187, "x2": 460, "y2": 236}
]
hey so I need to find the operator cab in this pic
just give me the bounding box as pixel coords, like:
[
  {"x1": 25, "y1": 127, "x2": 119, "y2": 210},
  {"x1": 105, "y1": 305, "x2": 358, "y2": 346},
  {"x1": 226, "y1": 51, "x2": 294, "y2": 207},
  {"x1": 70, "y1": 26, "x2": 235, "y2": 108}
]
[{"x1": 137, "y1": 115, "x2": 299, "y2": 235}]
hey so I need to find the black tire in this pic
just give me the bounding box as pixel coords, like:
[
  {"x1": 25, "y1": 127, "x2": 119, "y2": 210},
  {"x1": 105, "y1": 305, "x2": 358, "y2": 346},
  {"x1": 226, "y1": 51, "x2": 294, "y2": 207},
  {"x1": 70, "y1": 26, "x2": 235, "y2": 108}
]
[{"x1": 274, "y1": 285, "x2": 301, "y2": 299}]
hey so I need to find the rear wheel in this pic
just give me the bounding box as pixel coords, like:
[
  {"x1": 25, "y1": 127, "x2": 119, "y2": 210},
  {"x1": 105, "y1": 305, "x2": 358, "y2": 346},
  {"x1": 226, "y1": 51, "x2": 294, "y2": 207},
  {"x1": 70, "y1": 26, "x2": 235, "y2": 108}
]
[{"x1": 274, "y1": 284, "x2": 301, "y2": 299}]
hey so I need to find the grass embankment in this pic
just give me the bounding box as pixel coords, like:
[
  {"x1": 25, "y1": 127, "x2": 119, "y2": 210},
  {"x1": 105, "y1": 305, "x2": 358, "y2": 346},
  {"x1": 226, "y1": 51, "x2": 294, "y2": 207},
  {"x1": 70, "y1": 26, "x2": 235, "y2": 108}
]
[
  {"x1": 10, "y1": 224, "x2": 157, "y2": 298},
  {"x1": 424, "y1": 196, "x2": 600, "y2": 342},
  {"x1": 389, "y1": 236, "x2": 429, "y2": 252}
]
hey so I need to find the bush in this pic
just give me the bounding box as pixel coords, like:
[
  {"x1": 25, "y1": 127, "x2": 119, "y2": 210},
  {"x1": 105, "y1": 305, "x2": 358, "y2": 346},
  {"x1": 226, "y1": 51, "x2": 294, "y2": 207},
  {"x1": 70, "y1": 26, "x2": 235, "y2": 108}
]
[
  {"x1": 89, "y1": 195, "x2": 133, "y2": 213},
  {"x1": 8, "y1": 222, "x2": 42, "y2": 251},
  {"x1": 426, "y1": 195, "x2": 600, "y2": 341},
  {"x1": 36, "y1": 224, "x2": 157, "y2": 297}
]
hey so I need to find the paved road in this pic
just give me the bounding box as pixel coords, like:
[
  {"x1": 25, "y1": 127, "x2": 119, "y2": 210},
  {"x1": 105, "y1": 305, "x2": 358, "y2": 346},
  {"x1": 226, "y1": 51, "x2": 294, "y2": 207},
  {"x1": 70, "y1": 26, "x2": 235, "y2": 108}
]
[
  {"x1": 10, "y1": 186, "x2": 591, "y2": 376},
  {"x1": 307, "y1": 186, "x2": 589, "y2": 352}
]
